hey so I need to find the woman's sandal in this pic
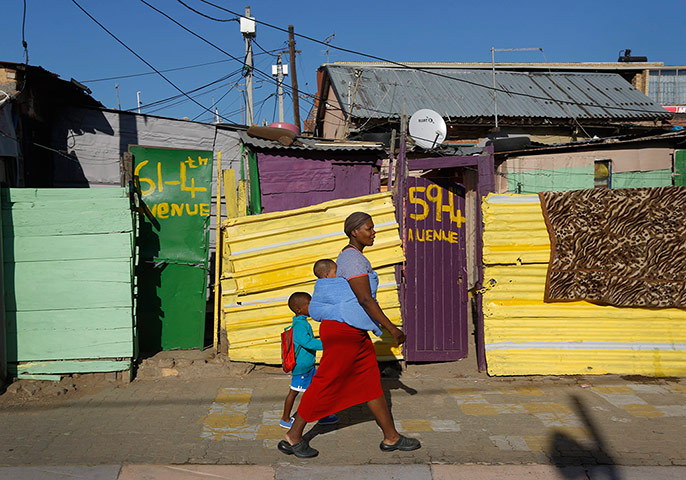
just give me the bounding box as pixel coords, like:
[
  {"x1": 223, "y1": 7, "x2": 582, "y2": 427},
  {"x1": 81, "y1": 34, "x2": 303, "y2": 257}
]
[
  {"x1": 379, "y1": 434, "x2": 421, "y2": 452},
  {"x1": 277, "y1": 439, "x2": 319, "y2": 458}
]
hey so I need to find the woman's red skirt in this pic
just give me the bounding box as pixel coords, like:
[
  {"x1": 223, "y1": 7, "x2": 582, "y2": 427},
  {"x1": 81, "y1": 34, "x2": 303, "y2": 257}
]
[{"x1": 297, "y1": 320, "x2": 383, "y2": 422}]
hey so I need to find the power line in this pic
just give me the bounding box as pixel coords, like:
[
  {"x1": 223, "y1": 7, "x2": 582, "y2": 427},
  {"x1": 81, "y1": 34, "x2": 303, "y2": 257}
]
[
  {"x1": 138, "y1": 0, "x2": 351, "y2": 126},
  {"x1": 176, "y1": 0, "x2": 237, "y2": 22},
  {"x1": 70, "y1": 0, "x2": 242, "y2": 127},
  {"x1": 191, "y1": 80, "x2": 239, "y2": 121},
  {"x1": 132, "y1": 68, "x2": 243, "y2": 113},
  {"x1": 81, "y1": 54, "x2": 279, "y2": 83},
  {"x1": 196, "y1": 0, "x2": 668, "y2": 117},
  {"x1": 21, "y1": 0, "x2": 29, "y2": 64}
]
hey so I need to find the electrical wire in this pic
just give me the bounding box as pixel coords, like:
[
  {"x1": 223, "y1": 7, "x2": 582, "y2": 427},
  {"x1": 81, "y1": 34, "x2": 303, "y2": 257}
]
[
  {"x1": 0, "y1": 130, "x2": 80, "y2": 164},
  {"x1": 83, "y1": 59, "x2": 234, "y2": 83},
  {"x1": 191, "y1": 80, "x2": 238, "y2": 121},
  {"x1": 176, "y1": 0, "x2": 237, "y2": 22},
  {"x1": 133, "y1": 68, "x2": 243, "y2": 113},
  {"x1": 21, "y1": 0, "x2": 29, "y2": 64},
  {"x1": 196, "y1": 0, "x2": 669, "y2": 117},
  {"x1": 70, "y1": 0, "x2": 243, "y2": 127},
  {"x1": 138, "y1": 0, "x2": 351, "y2": 126}
]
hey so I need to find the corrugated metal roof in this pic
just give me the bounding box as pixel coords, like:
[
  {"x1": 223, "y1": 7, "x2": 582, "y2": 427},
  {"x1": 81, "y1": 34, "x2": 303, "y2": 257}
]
[
  {"x1": 220, "y1": 192, "x2": 404, "y2": 364},
  {"x1": 325, "y1": 65, "x2": 671, "y2": 121},
  {"x1": 239, "y1": 131, "x2": 385, "y2": 151},
  {"x1": 481, "y1": 193, "x2": 686, "y2": 377}
]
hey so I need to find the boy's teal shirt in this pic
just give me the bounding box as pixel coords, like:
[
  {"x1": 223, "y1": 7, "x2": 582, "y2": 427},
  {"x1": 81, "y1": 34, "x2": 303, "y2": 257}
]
[{"x1": 291, "y1": 315, "x2": 322, "y2": 375}]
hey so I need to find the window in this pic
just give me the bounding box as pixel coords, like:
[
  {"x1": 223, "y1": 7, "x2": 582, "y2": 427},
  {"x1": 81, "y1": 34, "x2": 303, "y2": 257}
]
[{"x1": 594, "y1": 159, "x2": 611, "y2": 188}]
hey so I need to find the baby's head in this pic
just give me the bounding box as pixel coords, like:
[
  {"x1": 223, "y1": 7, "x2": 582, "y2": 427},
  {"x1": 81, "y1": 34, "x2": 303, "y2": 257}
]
[
  {"x1": 288, "y1": 292, "x2": 311, "y2": 316},
  {"x1": 313, "y1": 259, "x2": 337, "y2": 279}
]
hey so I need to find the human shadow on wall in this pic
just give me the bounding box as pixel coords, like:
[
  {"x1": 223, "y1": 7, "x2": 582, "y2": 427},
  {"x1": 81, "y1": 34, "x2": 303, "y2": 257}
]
[
  {"x1": 1, "y1": 191, "x2": 16, "y2": 382},
  {"x1": 548, "y1": 395, "x2": 621, "y2": 480},
  {"x1": 50, "y1": 106, "x2": 115, "y2": 187},
  {"x1": 131, "y1": 181, "x2": 163, "y2": 356}
]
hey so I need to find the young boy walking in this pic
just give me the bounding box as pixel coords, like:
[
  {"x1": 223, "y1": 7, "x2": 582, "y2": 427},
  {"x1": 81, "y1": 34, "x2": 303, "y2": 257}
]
[{"x1": 280, "y1": 292, "x2": 338, "y2": 428}]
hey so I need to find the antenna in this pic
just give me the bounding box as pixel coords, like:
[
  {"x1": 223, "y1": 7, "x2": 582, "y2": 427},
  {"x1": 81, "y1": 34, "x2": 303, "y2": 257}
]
[
  {"x1": 490, "y1": 47, "x2": 542, "y2": 131},
  {"x1": 408, "y1": 109, "x2": 447, "y2": 149},
  {"x1": 322, "y1": 33, "x2": 335, "y2": 63}
]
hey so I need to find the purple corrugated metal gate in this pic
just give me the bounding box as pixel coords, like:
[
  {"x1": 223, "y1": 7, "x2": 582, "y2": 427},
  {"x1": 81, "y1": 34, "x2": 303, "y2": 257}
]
[{"x1": 404, "y1": 177, "x2": 468, "y2": 362}]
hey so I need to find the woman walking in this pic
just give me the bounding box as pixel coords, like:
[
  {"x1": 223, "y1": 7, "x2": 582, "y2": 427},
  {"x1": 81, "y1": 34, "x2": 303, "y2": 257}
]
[{"x1": 278, "y1": 212, "x2": 420, "y2": 458}]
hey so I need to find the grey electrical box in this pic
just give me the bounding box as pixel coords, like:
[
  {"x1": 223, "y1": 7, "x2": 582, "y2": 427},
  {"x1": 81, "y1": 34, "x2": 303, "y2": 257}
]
[{"x1": 240, "y1": 16, "x2": 256, "y2": 36}]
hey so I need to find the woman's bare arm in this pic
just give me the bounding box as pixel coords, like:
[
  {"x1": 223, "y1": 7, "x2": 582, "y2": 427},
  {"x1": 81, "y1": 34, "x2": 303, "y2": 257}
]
[{"x1": 348, "y1": 275, "x2": 406, "y2": 345}]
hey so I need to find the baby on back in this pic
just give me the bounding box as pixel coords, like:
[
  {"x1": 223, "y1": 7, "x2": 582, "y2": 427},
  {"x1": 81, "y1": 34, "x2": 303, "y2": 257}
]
[{"x1": 308, "y1": 259, "x2": 382, "y2": 336}]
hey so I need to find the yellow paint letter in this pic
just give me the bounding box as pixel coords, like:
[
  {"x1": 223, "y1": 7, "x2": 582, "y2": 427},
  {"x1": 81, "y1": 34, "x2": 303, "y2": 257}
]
[
  {"x1": 186, "y1": 203, "x2": 199, "y2": 216},
  {"x1": 409, "y1": 187, "x2": 429, "y2": 221},
  {"x1": 171, "y1": 203, "x2": 184, "y2": 216},
  {"x1": 157, "y1": 202, "x2": 170, "y2": 219},
  {"x1": 180, "y1": 162, "x2": 207, "y2": 199},
  {"x1": 199, "y1": 203, "x2": 210, "y2": 216},
  {"x1": 426, "y1": 184, "x2": 442, "y2": 222},
  {"x1": 134, "y1": 160, "x2": 156, "y2": 195}
]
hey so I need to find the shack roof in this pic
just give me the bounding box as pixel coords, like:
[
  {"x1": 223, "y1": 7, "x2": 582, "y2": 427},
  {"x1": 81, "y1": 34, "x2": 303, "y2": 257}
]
[
  {"x1": 322, "y1": 65, "x2": 671, "y2": 123},
  {"x1": 238, "y1": 130, "x2": 385, "y2": 153}
]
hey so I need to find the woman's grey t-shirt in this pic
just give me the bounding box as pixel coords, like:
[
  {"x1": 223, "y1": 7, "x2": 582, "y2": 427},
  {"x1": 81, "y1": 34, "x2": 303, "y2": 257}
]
[{"x1": 336, "y1": 248, "x2": 372, "y2": 279}]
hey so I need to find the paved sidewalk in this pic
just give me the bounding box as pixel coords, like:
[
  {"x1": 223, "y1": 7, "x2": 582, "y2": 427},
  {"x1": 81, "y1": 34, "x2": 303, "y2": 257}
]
[
  {"x1": 1, "y1": 464, "x2": 686, "y2": 480},
  {"x1": 1, "y1": 363, "x2": 684, "y2": 476}
]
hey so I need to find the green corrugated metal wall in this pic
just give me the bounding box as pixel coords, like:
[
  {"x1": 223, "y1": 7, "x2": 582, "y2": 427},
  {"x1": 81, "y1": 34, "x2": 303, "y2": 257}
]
[
  {"x1": 506, "y1": 166, "x2": 673, "y2": 193},
  {"x1": 2, "y1": 188, "x2": 135, "y2": 378},
  {"x1": 676, "y1": 150, "x2": 686, "y2": 187},
  {"x1": 482, "y1": 193, "x2": 686, "y2": 376}
]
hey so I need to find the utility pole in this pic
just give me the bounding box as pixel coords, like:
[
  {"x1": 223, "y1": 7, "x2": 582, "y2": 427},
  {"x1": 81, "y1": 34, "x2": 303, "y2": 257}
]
[
  {"x1": 272, "y1": 53, "x2": 288, "y2": 123},
  {"x1": 288, "y1": 25, "x2": 301, "y2": 132},
  {"x1": 136, "y1": 91, "x2": 142, "y2": 114},
  {"x1": 240, "y1": 6, "x2": 256, "y2": 126}
]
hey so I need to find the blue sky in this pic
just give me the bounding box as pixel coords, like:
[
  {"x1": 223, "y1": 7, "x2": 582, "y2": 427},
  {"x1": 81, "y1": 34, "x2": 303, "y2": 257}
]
[{"x1": 2, "y1": 1, "x2": 684, "y2": 126}]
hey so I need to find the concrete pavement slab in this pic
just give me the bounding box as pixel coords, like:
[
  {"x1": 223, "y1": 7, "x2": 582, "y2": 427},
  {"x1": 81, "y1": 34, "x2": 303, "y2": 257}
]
[
  {"x1": 0, "y1": 465, "x2": 121, "y2": 480},
  {"x1": 1, "y1": 365, "x2": 685, "y2": 467},
  {"x1": 432, "y1": 465, "x2": 686, "y2": 479},
  {"x1": 117, "y1": 464, "x2": 275, "y2": 480},
  {"x1": 432, "y1": 464, "x2": 587, "y2": 479},
  {"x1": 275, "y1": 464, "x2": 432, "y2": 480}
]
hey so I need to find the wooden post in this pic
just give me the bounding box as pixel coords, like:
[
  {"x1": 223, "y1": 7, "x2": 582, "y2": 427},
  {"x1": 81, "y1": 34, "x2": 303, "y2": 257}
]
[
  {"x1": 121, "y1": 152, "x2": 133, "y2": 187},
  {"x1": 288, "y1": 25, "x2": 301, "y2": 132},
  {"x1": 213, "y1": 151, "x2": 223, "y2": 353},
  {"x1": 237, "y1": 180, "x2": 248, "y2": 216},
  {"x1": 223, "y1": 169, "x2": 238, "y2": 218}
]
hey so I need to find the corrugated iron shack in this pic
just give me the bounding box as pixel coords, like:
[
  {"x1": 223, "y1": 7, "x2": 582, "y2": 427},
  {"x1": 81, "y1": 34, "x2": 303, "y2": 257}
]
[
  {"x1": 493, "y1": 130, "x2": 686, "y2": 193},
  {"x1": 220, "y1": 192, "x2": 404, "y2": 364},
  {"x1": 481, "y1": 193, "x2": 686, "y2": 376},
  {"x1": 238, "y1": 132, "x2": 385, "y2": 213},
  {"x1": 312, "y1": 64, "x2": 672, "y2": 145}
]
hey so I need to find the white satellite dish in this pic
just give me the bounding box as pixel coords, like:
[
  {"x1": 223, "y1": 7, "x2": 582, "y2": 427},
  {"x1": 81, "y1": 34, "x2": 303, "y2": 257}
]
[{"x1": 408, "y1": 109, "x2": 447, "y2": 149}]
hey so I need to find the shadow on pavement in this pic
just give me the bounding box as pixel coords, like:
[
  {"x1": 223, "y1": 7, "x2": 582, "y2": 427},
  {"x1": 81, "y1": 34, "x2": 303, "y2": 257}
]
[
  {"x1": 549, "y1": 394, "x2": 621, "y2": 480},
  {"x1": 301, "y1": 360, "x2": 418, "y2": 445}
]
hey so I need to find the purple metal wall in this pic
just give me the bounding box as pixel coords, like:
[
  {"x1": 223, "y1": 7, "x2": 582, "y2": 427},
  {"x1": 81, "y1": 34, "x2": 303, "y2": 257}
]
[
  {"x1": 257, "y1": 152, "x2": 381, "y2": 213},
  {"x1": 404, "y1": 177, "x2": 468, "y2": 362}
]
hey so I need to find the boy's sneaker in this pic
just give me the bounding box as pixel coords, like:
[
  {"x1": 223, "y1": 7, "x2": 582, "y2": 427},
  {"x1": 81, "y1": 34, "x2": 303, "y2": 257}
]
[
  {"x1": 317, "y1": 414, "x2": 339, "y2": 425},
  {"x1": 279, "y1": 417, "x2": 294, "y2": 429}
]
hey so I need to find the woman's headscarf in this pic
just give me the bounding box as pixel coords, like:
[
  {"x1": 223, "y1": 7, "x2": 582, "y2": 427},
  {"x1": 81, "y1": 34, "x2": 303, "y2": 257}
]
[{"x1": 344, "y1": 212, "x2": 372, "y2": 238}]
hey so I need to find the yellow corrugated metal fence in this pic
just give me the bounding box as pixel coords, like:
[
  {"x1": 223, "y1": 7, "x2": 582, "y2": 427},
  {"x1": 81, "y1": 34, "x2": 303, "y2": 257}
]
[
  {"x1": 221, "y1": 192, "x2": 404, "y2": 364},
  {"x1": 482, "y1": 193, "x2": 686, "y2": 376}
]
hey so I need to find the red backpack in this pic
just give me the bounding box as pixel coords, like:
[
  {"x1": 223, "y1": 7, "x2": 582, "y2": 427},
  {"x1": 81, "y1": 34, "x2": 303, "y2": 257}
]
[{"x1": 281, "y1": 326, "x2": 301, "y2": 373}]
